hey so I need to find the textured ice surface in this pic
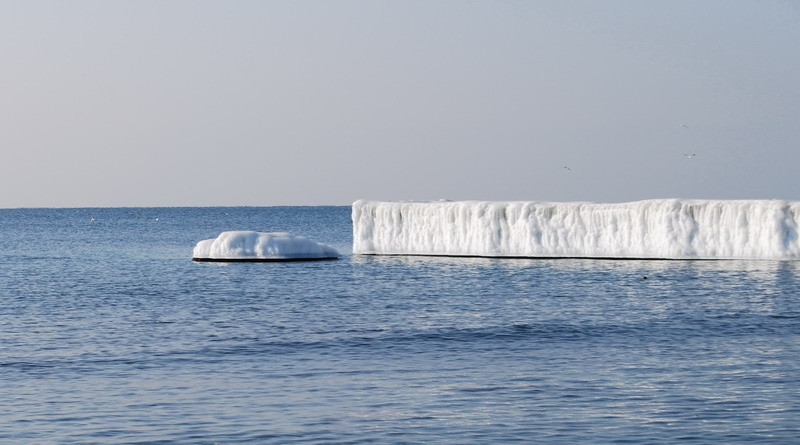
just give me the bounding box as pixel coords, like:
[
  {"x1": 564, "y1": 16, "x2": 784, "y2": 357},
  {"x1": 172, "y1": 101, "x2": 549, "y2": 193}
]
[
  {"x1": 352, "y1": 199, "x2": 800, "y2": 259},
  {"x1": 193, "y1": 231, "x2": 338, "y2": 261}
]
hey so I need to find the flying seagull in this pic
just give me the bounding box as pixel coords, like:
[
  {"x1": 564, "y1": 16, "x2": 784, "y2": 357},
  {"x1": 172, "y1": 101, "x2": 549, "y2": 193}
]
[
  {"x1": 683, "y1": 153, "x2": 696, "y2": 158},
  {"x1": 563, "y1": 166, "x2": 572, "y2": 171},
  {"x1": 680, "y1": 124, "x2": 689, "y2": 129}
]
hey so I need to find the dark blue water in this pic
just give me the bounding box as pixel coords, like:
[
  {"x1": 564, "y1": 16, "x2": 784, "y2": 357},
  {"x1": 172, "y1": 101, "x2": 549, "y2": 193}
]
[{"x1": 1, "y1": 207, "x2": 798, "y2": 444}]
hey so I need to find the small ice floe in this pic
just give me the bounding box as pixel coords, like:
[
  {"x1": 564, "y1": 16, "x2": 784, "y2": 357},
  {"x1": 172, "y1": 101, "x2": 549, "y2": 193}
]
[{"x1": 192, "y1": 231, "x2": 339, "y2": 262}]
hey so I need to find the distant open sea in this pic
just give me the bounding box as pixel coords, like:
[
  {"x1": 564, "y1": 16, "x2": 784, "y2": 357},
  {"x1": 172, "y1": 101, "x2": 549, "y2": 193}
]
[{"x1": 1, "y1": 206, "x2": 798, "y2": 444}]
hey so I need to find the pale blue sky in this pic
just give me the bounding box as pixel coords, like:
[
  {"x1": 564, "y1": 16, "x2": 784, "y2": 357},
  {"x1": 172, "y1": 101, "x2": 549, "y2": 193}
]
[{"x1": 1, "y1": 0, "x2": 798, "y2": 207}]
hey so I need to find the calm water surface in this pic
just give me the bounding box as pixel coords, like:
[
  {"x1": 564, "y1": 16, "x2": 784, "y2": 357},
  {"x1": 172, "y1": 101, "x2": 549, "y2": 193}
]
[{"x1": 1, "y1": 207, "x2": 798, "y2": 443}]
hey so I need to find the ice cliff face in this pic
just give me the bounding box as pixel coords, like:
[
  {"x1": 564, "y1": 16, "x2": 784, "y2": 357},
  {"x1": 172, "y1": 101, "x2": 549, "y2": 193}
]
[{"x1": 352, "y1": 199, "x2": 800, "y2": 259}]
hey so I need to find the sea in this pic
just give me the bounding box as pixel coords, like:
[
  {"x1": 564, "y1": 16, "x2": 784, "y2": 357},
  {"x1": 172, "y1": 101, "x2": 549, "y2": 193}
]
[{"x1": 1, "y1": 206, "x2": 798, "y2": 444}]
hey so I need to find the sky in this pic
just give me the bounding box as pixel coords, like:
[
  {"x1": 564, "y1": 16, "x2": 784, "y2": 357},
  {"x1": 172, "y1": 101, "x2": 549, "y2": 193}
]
[{"x1": 1, "y1": 0, "x2": 798, "y2": 207}]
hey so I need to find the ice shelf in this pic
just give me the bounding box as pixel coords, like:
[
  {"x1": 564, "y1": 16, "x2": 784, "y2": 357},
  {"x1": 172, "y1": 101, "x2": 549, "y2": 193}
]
[{"x1": 352, "y1": 199, "x2": 800, "y2": 259}]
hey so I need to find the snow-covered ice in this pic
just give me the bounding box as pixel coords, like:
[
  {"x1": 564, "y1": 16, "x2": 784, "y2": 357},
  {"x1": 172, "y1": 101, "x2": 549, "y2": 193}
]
[
  {"x1": 352, "y1": 199, "x2": 800, "y2": 260},
  {"x1": 193, "y1": 231, "x2": 339, "y2": 261}
]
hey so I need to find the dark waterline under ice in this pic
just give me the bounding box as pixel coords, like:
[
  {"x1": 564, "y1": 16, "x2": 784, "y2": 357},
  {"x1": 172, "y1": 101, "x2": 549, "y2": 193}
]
[{"x1": 1, "y1": 207, "x2": 798, "y2": 443}]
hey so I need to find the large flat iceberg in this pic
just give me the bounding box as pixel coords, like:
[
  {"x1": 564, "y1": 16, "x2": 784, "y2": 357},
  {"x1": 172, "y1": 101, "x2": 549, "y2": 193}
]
[
  {"x1": 352, "y1": 199, "x2": 800, "y2": 260},
  {"x1": 193, "y1": 231, "x2": 339, "y2": 262}
]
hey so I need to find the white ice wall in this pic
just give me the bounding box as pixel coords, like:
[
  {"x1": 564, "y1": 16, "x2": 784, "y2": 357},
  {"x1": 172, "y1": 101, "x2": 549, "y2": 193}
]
[{"x1": 352, "y1": 199, "x2": 800, "y2": 259}]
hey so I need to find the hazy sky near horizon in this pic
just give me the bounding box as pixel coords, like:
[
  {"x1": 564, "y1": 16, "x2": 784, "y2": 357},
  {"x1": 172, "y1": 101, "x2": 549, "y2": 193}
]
[{"x1": 2, "y1": 0, "x2": 798, "y2": 207}]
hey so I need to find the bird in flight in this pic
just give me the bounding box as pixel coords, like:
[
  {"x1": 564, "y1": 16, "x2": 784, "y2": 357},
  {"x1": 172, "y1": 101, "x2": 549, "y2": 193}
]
[
  {"x1": 563, "y1": 166, "x2": 572, "y2": 171},
  {"x1": 683, "y1": 153, "x2": 696, "y2": 158}
]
